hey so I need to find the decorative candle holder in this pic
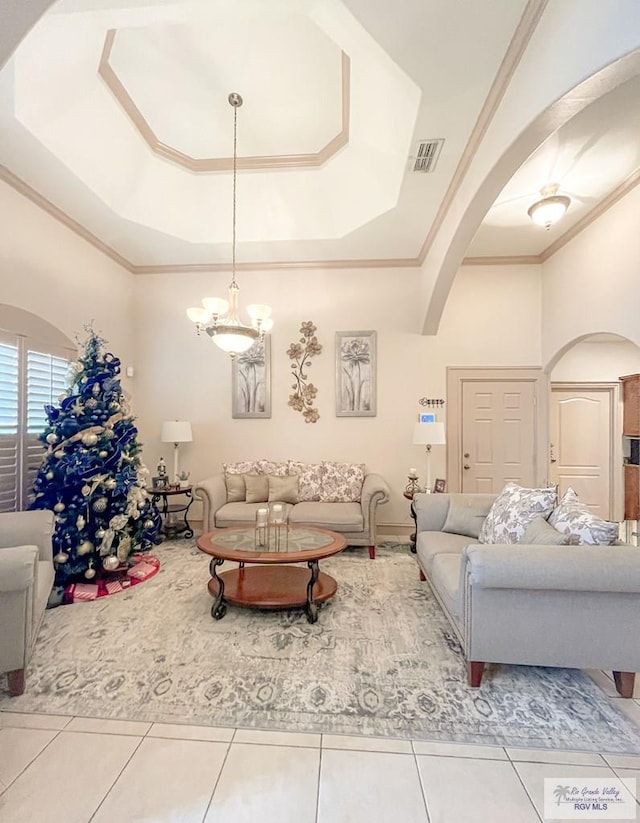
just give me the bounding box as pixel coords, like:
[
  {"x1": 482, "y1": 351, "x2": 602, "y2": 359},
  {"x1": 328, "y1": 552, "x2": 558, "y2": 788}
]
[
  {"x1": 268, "y1": 502, "x2": 288, "y2": 551},
  {"x1": 255, "y1": 506, "x2": 268, "y2": 548},
  {"x1": 404, "y1": 475, "x2": 422, "y2": 498}
]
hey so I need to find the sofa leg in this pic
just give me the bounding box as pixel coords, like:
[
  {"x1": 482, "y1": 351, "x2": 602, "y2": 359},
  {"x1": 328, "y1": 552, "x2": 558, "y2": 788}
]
[
  {"x1": 467, "y1": 661, "x2": 485, "y2": 688},
  {"x1": 419, "y1": 569, "x2": 426, "y2": 581},
  {"x1": 368, "y1": 545, "x2": 375, "y2": 560},
  {"x1": 612, "y1": 671, "x2": 636, "y2": 698},
  {"x1": 7, "y1": 669, "x2": 25, "y2": 697}
]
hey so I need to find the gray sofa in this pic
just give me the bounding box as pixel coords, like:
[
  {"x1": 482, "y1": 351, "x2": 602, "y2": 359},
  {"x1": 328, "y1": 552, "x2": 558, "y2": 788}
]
[
  {"x1": 195, "y1": 472, "x2": 390, "y2": 558},
  {"x1": 0, "y1": 510, "x2": 55, "y2": 696},
  {"x1": 414, "y1": 492, "x2": 640, "y2": 696}
]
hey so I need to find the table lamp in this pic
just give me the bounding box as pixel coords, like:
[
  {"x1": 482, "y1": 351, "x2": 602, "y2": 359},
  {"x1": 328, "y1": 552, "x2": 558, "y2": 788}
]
[
  {"x1": 161, "y1": 420, "x2": 193, "y2": 482},
  {"x1": 412, "y1": 421, "x2": 446, "y2": 493}
]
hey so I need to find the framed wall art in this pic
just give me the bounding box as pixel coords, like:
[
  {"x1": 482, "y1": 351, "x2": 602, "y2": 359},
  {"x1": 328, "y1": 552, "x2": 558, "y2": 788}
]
[
  {"x1": 232, "y1": 336, "x2": 271, "y2": 418},
  {"x1": 335, "y1": 330, "x2": 377, "y2": 417}
]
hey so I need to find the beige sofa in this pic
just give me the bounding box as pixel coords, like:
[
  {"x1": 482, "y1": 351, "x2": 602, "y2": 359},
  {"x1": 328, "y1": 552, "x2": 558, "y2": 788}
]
[
  {"x1": 414, "y1": 492, "x2": 640, "y2": 696},
  {"x1": 195, "y1": 471, "x2": 390, "y2": 558},
  {"x1": 0, "y1": 510, "x2": 55, "y2": 696}
]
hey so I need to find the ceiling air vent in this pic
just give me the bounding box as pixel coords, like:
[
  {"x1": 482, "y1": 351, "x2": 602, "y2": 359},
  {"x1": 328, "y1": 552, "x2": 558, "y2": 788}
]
[{"x1": 411, "y1": 138, "x2": 444, "y2": 173}]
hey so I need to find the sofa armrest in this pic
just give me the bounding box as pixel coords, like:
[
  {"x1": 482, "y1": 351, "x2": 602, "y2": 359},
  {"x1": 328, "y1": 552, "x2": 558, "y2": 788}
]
[
  {"x1": 193, "y1": 474, "x2": 227, "y2": 531},
  {"x1": 0, "y1": 510, "x2": 54, "y2": 563},
  {"x1": 0, "y1": 545, "x2": 38, "y2": 592},
  {"x1": 464, "y1": 544, "x2": 640, "y2": 593},
  {"x1": 361, "y1": 473, "x2": 390, "y2": 532}
]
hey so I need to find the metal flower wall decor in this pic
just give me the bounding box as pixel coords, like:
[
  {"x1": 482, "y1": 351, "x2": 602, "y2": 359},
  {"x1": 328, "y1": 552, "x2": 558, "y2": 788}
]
[{"x1": 287, "y1": 321, "x2": 322, "y2": 423}]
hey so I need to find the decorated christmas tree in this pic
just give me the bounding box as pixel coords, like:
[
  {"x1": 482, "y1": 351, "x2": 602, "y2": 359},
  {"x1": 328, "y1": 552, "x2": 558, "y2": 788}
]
[{"x1": 29, "y1": 328, "x2": 160, "y2": 596}]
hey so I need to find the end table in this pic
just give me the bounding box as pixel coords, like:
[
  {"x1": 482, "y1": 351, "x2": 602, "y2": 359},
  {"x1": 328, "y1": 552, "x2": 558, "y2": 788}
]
[
  {"x1": 149, "y1": 485, "x2": 194, "y2": 539},
  {"x1": 403, "y1": 490, "x2": 418, "y2": 554}
]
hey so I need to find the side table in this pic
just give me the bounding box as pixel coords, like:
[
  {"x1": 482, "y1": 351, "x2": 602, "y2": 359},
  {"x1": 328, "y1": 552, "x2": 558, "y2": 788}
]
[
  {"x1": 403, "y1": 491, "x2": 418, "y2": 553},
  {"x1": 149, "y1": 486, "x2": 194, "y2": 539}
]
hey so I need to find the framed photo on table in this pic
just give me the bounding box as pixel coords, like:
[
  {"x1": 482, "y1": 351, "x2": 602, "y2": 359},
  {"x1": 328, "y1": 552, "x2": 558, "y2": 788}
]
[
  {"x1": 335, "y1": 330, "x2": 377, "y2": 417},
  {"x1": 433, "y1": 478, "x2": 446, "y2": 493},
  {"x1": 232, "y1": 336, "x2": 271, "y2": 419},
  {"x1": 153, "y1": 476, "x2": 168, "y2": 489}
]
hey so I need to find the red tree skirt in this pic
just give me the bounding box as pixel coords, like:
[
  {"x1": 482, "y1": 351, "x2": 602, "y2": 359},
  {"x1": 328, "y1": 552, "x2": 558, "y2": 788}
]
[{"x1": 64, "y1": 554, "x2": 161, "y2": 603}]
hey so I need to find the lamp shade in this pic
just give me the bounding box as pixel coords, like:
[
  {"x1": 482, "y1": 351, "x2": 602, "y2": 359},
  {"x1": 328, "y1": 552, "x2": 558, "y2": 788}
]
[
  {"x1": 161, "y1": 421, "x2": 193, "y2": 443},
  {"x1": 413, "y1": 421, "x2": 446, "y2": 446}
]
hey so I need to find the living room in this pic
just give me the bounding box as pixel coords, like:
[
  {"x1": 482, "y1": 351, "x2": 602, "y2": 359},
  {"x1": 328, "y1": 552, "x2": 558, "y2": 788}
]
[{"x1": 2, "y1": 1, "x2": 640, "y2": 821}]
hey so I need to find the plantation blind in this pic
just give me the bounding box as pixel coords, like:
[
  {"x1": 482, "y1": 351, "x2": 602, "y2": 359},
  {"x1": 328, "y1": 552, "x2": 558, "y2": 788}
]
[
  {"x1": 23, "y1": 348, "x2": 71, "y2": 508},
  {"x1": 0, "y1": 329, "x2": 72, "y2": 512},
  {"x1": 0, "y1": 334, "x2": 19, "y2": 512}
]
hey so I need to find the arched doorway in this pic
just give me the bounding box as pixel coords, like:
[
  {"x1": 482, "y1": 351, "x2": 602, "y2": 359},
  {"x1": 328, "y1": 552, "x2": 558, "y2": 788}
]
[{"x1": 546, "y1": 333, "x2": 640, "y2": 522}]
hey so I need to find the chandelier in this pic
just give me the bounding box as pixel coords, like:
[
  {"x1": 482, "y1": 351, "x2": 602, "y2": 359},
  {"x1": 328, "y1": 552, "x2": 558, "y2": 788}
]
[
  {"x1": 527, "y1": 183, "x2": 571, "y2": 230},
  {"x1": 187, "y1": 93, "x2": 273, "y2": 357}
]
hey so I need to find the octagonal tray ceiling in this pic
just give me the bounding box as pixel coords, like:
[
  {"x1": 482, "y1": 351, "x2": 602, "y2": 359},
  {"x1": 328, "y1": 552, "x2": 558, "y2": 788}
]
[{"x1": 0, "y1": 0, "x2": 532, "y2": 270}]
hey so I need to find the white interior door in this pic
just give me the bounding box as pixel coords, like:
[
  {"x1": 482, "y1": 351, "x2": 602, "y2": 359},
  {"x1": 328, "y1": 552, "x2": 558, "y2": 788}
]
[
  {"x1": 549, "y1": 386, "x2": 612, "y2": 518},
  {"x1": 461, "y1": 380, "x2": 536, "y2": 493}
]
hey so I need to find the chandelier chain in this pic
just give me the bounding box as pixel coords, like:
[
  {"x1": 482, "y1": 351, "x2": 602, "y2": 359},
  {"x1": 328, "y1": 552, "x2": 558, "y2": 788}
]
[{"x1": 231, "y1": 102, "x2": 237, "y2": 288}]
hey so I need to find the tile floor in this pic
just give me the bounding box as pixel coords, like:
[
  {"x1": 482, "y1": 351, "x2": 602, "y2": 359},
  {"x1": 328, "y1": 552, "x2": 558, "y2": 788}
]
[
  {"x1": 1, "y1": 696, "x2": 639, "y2": 823},
  {"x1": 1, "y1": 536, "x2": 639, "y2": 821}
]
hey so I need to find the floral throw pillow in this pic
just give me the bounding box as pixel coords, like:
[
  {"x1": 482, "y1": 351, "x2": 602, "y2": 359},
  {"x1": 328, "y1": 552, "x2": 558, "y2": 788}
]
[
  {"x1": 320, "y1": 461, "x2": 365, "y2": 503},
  {"x1": 479, "y1": 482, "x2": 557, "y2": 544},
  {"x1": 288, "y1": 461, "x2": 324, "y2": 502},
  {"x1": 548, "y1": 487, "x2": 619, "y2": 545},
  {"x1": 257, "y1": 460, "x2": 289, "y2": 477},
  {"x1": 223, "y1": 460, "x2": 258, "y2": 475}
]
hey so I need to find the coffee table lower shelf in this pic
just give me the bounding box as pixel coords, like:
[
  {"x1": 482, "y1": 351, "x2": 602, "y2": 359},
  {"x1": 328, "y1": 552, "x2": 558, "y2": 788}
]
[{"x1": 207, "y1": 565, "x2": 337, "y2": 623}]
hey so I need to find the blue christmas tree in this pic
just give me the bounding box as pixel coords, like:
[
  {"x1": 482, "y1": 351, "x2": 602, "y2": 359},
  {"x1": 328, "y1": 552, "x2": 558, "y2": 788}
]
[{"x1": 30, "y1": 329, "x2": 161, "y2": 598}]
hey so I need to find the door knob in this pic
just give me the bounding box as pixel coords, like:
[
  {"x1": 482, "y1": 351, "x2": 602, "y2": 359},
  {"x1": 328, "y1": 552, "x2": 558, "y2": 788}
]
[{"x1": 463, "y1": 464, "x2": 470, "y2": 470}]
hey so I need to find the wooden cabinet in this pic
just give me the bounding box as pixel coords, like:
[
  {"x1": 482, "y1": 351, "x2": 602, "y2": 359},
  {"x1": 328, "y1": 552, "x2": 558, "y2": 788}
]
[{"x1": 620, "y1": 374, "x2": 640, "y2": 519}]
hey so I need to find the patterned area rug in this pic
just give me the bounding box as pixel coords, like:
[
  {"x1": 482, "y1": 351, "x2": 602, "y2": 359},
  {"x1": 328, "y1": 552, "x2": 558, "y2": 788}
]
[{"x1": 3, "y1": 541, "x2": 640, "y2": 753}]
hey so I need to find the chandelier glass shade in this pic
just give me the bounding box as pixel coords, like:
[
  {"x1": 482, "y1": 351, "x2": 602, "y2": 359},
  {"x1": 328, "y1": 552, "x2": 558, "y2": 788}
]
[
  {"x1": 187, "y1": 93, "x2": 273, "y2": 357},
  {"x1": 527, "y1": 184, "x2": 570, "y2": 229}
]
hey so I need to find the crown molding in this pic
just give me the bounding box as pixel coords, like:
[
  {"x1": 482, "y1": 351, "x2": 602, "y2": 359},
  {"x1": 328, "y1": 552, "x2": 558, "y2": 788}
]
[
  {"x1": 417, "y1": 0, "x2": 548, "y2": 265},
  {"x1": 462, "y1": 255, "x2": 541, "y2": 265},
  {"x1": 99, "y1": 29, "x2": 350, "y2": 173},
  {"x1": 0, "y1": 163, "x2": 134, "y2": 272}
]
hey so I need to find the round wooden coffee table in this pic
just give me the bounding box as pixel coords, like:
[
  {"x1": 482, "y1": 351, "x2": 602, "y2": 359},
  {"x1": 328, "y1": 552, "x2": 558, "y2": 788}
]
[{"x1": 197, "y1": 526, "x2": 346, "y2": 623}]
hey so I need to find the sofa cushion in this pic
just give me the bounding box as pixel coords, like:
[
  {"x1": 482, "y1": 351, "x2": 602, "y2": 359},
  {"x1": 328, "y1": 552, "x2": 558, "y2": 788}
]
[
  {"x1": 215, "y1": 502, "x2": 293, "y2": 527},
  {"x1": 244, "y1": 474, "x2": 269, "y2": 504},
  {"x1": 257, "y1": 460, "x2": 289, "y2": 476},
  {"x1": 289, "y1": 502, "x2": 364, "y2": 532},
  {"x1": 442, "y1": 495, "x2": 493, "y2": 539},
  {"x1": 429, "y1": 553, "x2": 463, "y2": 623},
  {"x1": 223, "y1": 461, "x2": 258, "y2": 475},
  {"x1": 225, "y1": 473, "x2": 246, "y2": 503},
  {"x1": 520, "y1": 516, "x2": 569, "y2": 546},
  {"x1": 479, "y1": 483, "x2": 557, "y2": 544},
  {"x1": 268, "y1": 475, "x2": 299, "y2": 505},
  {"x1": 548, "y1": 488, "x2": 618, "y2": 545},
  {"x1": 320, "y1": 462, "x2": 365, "y2": 503},
  {"x1": 288, "y1": 461, "x2": 324, "y2": 502},
  {"x1": 416, "y1": 531, "x2": 478, "y2": 574}
]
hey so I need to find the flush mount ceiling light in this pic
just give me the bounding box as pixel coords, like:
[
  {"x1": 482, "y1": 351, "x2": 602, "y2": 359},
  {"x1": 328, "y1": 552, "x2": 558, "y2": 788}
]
[
  {"x1": 186, "y1": 93, "x2": 273, "y2": 357},
  {"x1": 527, "y1": 183, "x2": 571, "y2": 230}
]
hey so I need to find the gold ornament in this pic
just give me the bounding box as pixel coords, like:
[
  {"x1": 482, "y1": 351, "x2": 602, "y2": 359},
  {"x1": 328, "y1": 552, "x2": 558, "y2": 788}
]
[
  {"x1": 76, "y1": 515, "x2": 86, "y2": 530},
  {"x1": 82, "y1": 432, "x2": 99, "y2": 446},
  {"x1": 92, "y1": 383, "x2": 100, "y2": 395},
  {"x1": 46, "y1": 433, "x2": 58, "y2": 444},
  {"x1": 86, "y1": 398, "x2": 98, "y2": 409},
  {"x1": 143, "y1": 519, "x2": 154, "y2": 529},
  {"x1": 54, "y1": 449, "x2": 64, "y2": 459},
  {"x1": 81, "y1": 485, "x2": 91, "y2": 496},
  {"x1": 84, "y1": 562, "x2": 96, "y2": 580},
  {"x1": 53, "y1": 501, "x2": 65, "y2": 513},
  {"x1": 103, "y1": 555, "x2": 120, "y2": 571},
  {"x1": 108, "y1": 401, "x2": 120, "y2": 411},
  {"x1": 53, "y1": 551, "x2": 69, "y2": 564},
  {"x1": 77, "y1": 540, "x2": 94, "y2": 556},
  {"x1": 104, "y1": 429, "x2": 115, "y2": 439},
  {"x1": 92, "y1": 496, "x2": 108, "y2": 513},
  {"x1": 95, "y1": 527, "x2": 106, "y2": 539},
  {"x1": 105, "y1": 478, "x2": 117, "y2": 490},
  {"x1": 117, "y1": 535, "x2": 132, "y2": 563},
  {"x1": 46, "y1": 471, "x2": 54, "y2": 480},
  {"x1": 99, "y1": 450, "x2": 108, "y2": 458}
]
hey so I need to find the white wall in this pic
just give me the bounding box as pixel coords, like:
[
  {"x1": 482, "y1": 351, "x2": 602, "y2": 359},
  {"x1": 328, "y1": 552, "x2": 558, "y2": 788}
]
[
  {"x1": 542, "y1": 182, "x2": 640, "y2": 369},
  {"x1": 133, "y1": 263, "x2": 541, "y2": 525},
  {"x1": 550, "y1": 340, "x2": 640, "y2": 382},
  {"x1": 0, "y1": 180, "x2": 135, "y2": 387}
]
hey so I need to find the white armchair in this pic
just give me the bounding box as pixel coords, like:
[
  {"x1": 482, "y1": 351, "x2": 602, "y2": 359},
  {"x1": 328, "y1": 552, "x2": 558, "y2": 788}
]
[{"x1": 0, "y1": 510, "x2": 55, "y2": 696}]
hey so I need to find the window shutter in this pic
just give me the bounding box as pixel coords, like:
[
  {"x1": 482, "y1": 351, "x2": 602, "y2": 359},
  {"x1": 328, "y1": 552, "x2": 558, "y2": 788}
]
[
  {"x1": 0, "y1": 339, "x2": 19, "y2": 512},
  {"x1": 23, "y1": 349, "x2": 70, "y2": 507}
]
